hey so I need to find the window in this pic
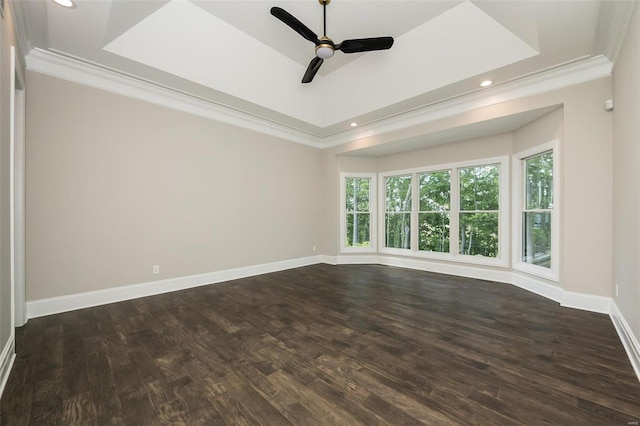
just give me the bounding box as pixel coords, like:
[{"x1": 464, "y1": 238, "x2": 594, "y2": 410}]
[
  {"x1": 379, "y1": 157, "x2": 508, "y2": 266},
  {"x1": 384, "y1": 175, "x2": 412, "y2": 249},
  {"x1": 513, "y1": 142, "x2": 559, "y2": 280},
  {"x1": 458, "y1": 165, "x2": 500, "y2": 257},
  {"x1": 418, "y1": 170, "x2": 450, "y2": 253},
  {"x1": 340, "y1": 173, "x2": 376, "y2": 252}
]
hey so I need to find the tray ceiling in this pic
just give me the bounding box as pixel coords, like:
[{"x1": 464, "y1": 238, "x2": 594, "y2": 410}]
[{"x1": 16, "y1": 0, "x2": 634, "y2": 140}]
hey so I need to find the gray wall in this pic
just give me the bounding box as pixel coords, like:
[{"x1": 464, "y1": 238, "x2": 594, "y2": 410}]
[
  {"x1": 321, "y1": 78, "x2": 613, "y2": 301},
  {"x1": 0, "y1": 1, "x2": 25, "y2": 366},
  {"x1": 25, "y1": 71, "x2": 616, "y2": 306},
  {"x1": 26, "y1": 72, "x2": 323, "y2": 300},
  {"x1": 613, "y1": 4, "x2": 640, "y2": 344}
]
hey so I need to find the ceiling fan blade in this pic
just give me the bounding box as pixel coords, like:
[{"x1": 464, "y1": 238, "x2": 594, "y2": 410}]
[
  {"x1": 302, "y1": 57, "x2": 324, "y2": 83},
  {"x1": 270, "y1": 7, "x2": 320, "y2": 45},
  {"x1": 337, "y1": 37, "x2": 394, "y2": 53}
]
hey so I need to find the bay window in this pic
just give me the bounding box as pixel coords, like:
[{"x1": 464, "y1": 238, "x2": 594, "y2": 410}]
[{"x1": 379, "y1": 156, "x2": 508, "y2": 266}]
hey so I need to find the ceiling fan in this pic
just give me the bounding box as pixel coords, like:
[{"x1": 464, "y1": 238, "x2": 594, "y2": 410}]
[{"x1": 270, "y1": 0, "x2": 394, "y2": 83}]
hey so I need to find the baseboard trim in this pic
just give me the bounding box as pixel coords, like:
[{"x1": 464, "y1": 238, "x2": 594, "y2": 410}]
[
  {"x1": 610, "y1": 301, "x2": 640, "y2": 382},
  {"x1": 22, "y1": 254, "x2": 639, "y2": 382},
  {"x1": 333, "y1": 254, "x2": 378, "y2": 265},
  {"x1": 511, "y1": 271, "x2": 563, "y2": 303},
  {"x1": 0, "y1": 333, "x2": 16, "y2": 399},
  {"x1": 377, "y1": 255, "x2": 513, "y2": 284},
  {"x1": 327, "y1": 254, "x2": 513, "y2": 284},
  {"x1": 562, "y1": 291, "x2": 611, "y2": 314},
  {"x1": 27, "y1": 255, "x2": 323, "y2": 319},
  {"x1": 25, "y1": 254, "x2": 614, "y2": 320}
]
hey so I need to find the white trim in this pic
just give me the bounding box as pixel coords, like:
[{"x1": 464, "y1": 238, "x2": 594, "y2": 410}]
[
  {"x1": 376, "y1": 255, "x2": 512, "y2": 284},
  {"x1": 610, "y1": 301, "x2": 640, "y2": 382},
  {"x1": 12, "y1": 51, "x2": 26, "y2": 327},
  {"x1": 10, "y1": 47, "x2": 16, "y2": 332},
  {"x1": 0, "y1": 334, "x2": 16, "y2": 399},
  {"x1": 322, "y1": 56, "x2": 612, "y2": 148},
  {"x1": 317, "y1": 254, "x2": 339, "y2": 265},
  {"x1": 511, "y1": 271, "x2": 563, "y2": 303},
  {"x1": 334, "y1": 254, "x2": 380, "y2": 265},
  {"x1": 561, "y1": 291, "x2": 611, "y2": 314},
  {"x1": 24, "y1": 49, "x2": 612, "y2": 150},
  {"x1": 21, "y1": 254, "x2": 639, "y2": 382},
  {"x1": 339, "y1": 173, "x2": 377, "y2": 254},
  {"x1": 27, "y1": 256, "x2": 323, "y2": 319},
  {"x1": 25, "y1": 49, "x2": 323, "y2": 149}
]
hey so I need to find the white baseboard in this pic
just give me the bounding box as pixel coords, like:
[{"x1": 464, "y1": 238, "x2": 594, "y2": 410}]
[
  {"x1": 22, "y1": 253, "x2": 639, "y2": 383},
  {"x1": 376, "y1": 255, "x2": 513, "y2": 284},
  {"x1": 610, "y1": 301, "x2": 640, "y2": 382},
  {"x1": 0, "y1": 333, "x2": 16, "y2": 399},
  {"x1": 562, "y1": 291, "x2": 611, "y2": 314},
  {"x1": 27, "y1": 255, "x2": 323, "y2": 319},
  {"x1": 333, "y1": 254, "x2": 378, "y2": 265},
  {"x1": 25, "y1": 253, "x2": 616, "y2": 321},
  {"x1": 511, "y1": 271, "x2": 563, "y2": 303},
  {"x1": 327, "y1": 254, "x2": 513, "y2": 283}
]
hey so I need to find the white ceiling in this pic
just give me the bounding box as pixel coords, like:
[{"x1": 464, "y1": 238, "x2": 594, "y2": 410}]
[{"x1": 15, "y1": 0, "x2": 635, "y2": 143}]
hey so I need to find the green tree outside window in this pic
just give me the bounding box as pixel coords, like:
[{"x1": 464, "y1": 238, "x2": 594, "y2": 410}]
[
  {"x1": 459, "y1": 165, "x2": 500, "y2": 257},
  {"x1": 345, "y1": 177, "x2": 371, "y2": 247}
]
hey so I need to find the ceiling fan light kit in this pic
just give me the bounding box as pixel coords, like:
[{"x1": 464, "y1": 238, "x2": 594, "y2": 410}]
[
  {"x1": 271, "y1": 0, "x2": 394, "y2": 83},
  {"x1": 316, "y1": 37, "x2": 335, "y2": 59}
]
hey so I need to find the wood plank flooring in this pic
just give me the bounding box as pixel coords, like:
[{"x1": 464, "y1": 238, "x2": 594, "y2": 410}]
[{"x1": 2, "y1": 264, "x2": 639, "y2": 425}]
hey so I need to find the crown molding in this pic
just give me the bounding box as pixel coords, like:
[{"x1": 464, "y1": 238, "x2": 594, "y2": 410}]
[
  {"x1": 321, "y1": 55, "x2": 614, "y2": 148},
  {"x1": 26, "y1": 49, "x2": 612, "y2": 151},
  {"x1": 25, "y1": 48, "x2": 324, "y2": 149}
]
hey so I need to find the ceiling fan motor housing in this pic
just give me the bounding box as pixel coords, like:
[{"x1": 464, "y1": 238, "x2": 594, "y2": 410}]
[{"x1": 316, "y1": 37, "x2": 335, "y2": 59}]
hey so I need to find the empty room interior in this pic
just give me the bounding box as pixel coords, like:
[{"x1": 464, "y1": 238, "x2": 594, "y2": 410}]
[{"x1": 1, "y1": 0, "x2": 640, "y2": 423}]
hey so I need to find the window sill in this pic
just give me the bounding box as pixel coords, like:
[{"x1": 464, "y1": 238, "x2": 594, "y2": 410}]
[
  {"x1": 378, "y1": 247, "x2": 509, "y2": 268},
  {"x1": 513, "y1": 262, "x2": 559, "y2": 282}
]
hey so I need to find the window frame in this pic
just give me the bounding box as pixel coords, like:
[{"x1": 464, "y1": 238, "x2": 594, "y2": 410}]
[
  {"x1": 340, "y1": 172, "x2": 377, "y2": 253},
  {"x1": 417, "y1": 169, "x2": 451, "y2": 255},
  {"x1": 378, "y1": 156, "x2": 509, "y2": 267},
  {"x1": 512, "y1": 140, "x2": 560, "y2": 281},
  {"x1": 381, "y1": 172, "x2": 413, "y2": 254}
]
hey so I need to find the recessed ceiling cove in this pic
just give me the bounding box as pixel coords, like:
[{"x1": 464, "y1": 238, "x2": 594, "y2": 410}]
[{"x1": 103, "y1": 0, "x2": 539, "y2": 128}]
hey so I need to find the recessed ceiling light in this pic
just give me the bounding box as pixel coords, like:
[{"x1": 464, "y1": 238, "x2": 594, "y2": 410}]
[
  {"x1": 350, "y1": 122, "x2": 358, "y2": 127},
  {"x1": 480, "y1": 80, "x2": 493, "y2": 87},
  {"x1": 53, "y1": 0, "x2": 76, "y2": 8}
]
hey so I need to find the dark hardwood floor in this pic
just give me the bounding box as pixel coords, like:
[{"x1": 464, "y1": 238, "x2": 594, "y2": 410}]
[{"x1": 2, "y1": 264, "x2": 639, "y2": 425}]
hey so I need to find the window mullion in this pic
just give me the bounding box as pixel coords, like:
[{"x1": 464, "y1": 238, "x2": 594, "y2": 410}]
[
  {"x1": 450, "y1": 167, "x2": 460, "y2": 257},
  {"x1": 411, "y1": 172, "x2": 419, "y2": 252}
]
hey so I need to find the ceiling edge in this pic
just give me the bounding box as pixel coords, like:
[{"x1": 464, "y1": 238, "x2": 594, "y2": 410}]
[
  {"x1": 25, "y1": 48, "x2": 324, "y2": 149},
  {"x1": 321, "y1": 55, "x2": 613, "y2": 149},
  {"x1": 25, "y1": 49, "x2": 612, "y2": 152},
  {"x1": 8, "y1": 0, "x2": 32, "y2": 72}
]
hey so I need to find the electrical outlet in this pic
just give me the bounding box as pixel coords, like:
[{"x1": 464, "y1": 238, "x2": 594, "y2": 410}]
[{"x1": 153, "y1": 265, "x2": 160, "y2": 274}]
